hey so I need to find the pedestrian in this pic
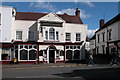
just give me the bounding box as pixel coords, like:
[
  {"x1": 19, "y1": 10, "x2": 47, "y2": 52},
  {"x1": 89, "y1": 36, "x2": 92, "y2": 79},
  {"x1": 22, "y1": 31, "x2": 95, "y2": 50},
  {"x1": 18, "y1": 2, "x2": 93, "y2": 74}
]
[
  {"x1": 109, "y1": 46, "x2": 119, "y2": 66},
  {"x1": 88, "y1": 54, "x2": 94, "y2": 65}
]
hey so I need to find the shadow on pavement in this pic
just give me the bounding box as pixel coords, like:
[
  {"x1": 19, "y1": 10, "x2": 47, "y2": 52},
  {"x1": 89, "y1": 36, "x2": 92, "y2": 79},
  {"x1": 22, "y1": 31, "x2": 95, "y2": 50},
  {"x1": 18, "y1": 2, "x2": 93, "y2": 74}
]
[{"x1": 53, "y1": 68, "x2": 120, "y2": 80}]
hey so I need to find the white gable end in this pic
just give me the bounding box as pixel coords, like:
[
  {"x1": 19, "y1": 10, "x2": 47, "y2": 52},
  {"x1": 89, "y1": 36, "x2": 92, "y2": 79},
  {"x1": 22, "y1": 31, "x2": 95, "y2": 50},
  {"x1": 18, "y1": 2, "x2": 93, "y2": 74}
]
[{"x1": 38, "y1": 13, "x2": 65, "y2": 23}]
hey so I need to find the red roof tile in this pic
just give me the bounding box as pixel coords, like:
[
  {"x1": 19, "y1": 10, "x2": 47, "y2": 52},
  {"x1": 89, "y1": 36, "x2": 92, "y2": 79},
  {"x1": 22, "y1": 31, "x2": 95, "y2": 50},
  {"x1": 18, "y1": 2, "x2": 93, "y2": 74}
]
[{"x1": 16, "y1": 12, "x2": 83, "y2": 24}]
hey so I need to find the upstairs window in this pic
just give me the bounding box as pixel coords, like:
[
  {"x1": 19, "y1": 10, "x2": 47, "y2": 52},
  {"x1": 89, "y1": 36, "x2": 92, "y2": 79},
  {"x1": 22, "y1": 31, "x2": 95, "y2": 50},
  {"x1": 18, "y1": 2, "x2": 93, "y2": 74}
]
[
  {"x1": 45, "y1": 31, "x2": 48, "y2": 40},
  {"x1": 66, "y1": 33, "x2": 71, "y2": 41},
  {"x1": 108, "y1": 29, "x2": 112, "y2": 40},
  {"x1": 56, "y1": 31, "x2": 59, "y2": 40},
  {"x1": 76, "y1": 33, "x2": 81, "y2": 41},
  {"x1": 16, "y1": 31, "x2": 22, "y2": 40},
  {"x1": 102, "y1": 32, "x2": 105, "y2": 42},
  {"x1": 97, "y1": 34, "x2": 100, "y2": 43},
  {"x1": 28, "y1": 31, "x2": 34, "y2": 41},
  {"x1": 49, "y1": 28, "x2": 55, "y2": 40}
]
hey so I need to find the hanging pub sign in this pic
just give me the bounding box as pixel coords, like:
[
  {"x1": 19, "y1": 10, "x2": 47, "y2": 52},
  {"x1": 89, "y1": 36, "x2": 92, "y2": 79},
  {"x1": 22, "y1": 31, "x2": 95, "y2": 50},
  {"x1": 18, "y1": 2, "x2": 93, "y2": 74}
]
[{"x1": 40, "y1": 21, "x2": 63, "y2": 27}]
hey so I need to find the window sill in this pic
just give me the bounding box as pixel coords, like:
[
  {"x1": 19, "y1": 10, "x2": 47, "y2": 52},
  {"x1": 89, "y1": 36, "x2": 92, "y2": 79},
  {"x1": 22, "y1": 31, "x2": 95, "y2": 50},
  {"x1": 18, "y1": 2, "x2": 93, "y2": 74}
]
[{"x1": 43, "y1": 40, "x2": 60, "y2": 42}]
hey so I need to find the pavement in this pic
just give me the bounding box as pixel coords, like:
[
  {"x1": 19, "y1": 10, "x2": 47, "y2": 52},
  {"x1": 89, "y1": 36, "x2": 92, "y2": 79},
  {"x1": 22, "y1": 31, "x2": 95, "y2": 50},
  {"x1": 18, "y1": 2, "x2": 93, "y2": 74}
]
[{"x1": 2, "y1": 63, "x2": 120, "y2": 70}]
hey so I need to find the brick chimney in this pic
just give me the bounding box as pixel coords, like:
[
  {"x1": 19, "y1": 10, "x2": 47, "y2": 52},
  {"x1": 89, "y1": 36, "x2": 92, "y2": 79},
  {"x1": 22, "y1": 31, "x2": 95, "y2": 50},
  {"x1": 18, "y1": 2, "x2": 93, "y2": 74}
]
[
  {"x1": 100, "y1": 19, "x2": 105, "y2": 28},
  {"x1": 75, "y1": 8, "x2": 80, "y2": 17}
]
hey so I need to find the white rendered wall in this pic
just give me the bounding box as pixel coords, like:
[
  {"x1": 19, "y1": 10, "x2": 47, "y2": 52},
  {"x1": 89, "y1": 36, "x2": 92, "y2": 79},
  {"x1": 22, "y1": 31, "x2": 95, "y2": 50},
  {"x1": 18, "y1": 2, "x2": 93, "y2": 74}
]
[
  {"x1": 12, "y1": 20, "x2": 37, "y2": 41},
  {"x1": 96, "y1": 20, "x2": 120, "y2": 54},
  {"x1": 0, "y1": 6, "x2": 13, "y2": 42}
]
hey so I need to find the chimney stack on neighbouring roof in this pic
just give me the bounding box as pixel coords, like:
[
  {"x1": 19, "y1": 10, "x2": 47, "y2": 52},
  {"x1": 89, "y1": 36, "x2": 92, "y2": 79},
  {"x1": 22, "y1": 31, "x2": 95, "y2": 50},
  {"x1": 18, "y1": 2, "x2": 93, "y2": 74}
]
[
  {"x1": 100, "y1": 19, "x2": 105, "y2": 28},
  {"x1": 75, "y1": 8, "x2": 80, "y2": 17}
]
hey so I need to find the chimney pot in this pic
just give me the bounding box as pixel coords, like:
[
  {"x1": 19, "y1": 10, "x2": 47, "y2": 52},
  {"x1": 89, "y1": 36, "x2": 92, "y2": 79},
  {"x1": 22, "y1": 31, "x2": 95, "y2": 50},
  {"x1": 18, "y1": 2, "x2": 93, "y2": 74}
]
[
  {"x1": 100, "y1": 19, "x2": 105, "y2": 28},
  {"x1": 75, "y1": 8, "x2": 80, "y2": 17}
]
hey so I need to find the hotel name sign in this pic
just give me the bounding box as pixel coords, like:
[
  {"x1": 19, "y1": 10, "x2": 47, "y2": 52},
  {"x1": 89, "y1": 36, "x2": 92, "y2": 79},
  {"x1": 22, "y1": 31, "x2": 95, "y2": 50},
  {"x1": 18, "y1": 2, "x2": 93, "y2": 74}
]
[{"x1": 40, "y1": 21, "x2": 63, "y2": 27}]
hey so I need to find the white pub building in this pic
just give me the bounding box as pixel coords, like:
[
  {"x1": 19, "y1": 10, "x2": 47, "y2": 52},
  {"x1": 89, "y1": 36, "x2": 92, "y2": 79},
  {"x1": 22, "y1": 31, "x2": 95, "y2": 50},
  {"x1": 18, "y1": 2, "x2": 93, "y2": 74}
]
[{"x1": 0, "y1": 6, "x2": 87, "y2": 64}]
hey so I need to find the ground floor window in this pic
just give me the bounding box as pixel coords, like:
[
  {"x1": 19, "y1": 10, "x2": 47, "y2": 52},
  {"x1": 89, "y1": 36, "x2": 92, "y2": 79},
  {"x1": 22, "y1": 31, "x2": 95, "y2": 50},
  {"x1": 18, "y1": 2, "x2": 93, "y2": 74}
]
[
  {"x1": 1, "y1": 54, "x2": 9, "y2": 60},
  {"x1": 66, "y1": 50, "x2": 72, "y2": 60},
  {"x1": 74, "y1": 50, "x2": 80, "y2": 59},
  {"x1": 2, "y1": 49, "x2": 11, "y2": 60},
  {"x1": 20, "y1": 50, "x2": 28, "y2": 60},
  {"x1": 29, "y1": 50, "x2": 36, "y2": 60}
]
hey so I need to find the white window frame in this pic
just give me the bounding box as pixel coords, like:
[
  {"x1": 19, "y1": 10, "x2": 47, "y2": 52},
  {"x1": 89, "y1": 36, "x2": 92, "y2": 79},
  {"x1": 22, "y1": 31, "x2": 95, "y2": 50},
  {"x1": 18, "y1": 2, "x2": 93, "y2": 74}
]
[
  {"x1": 28, "y1": 31, "x2": 35, "y2": 41},
  {"x1": 76, "y1": 33, "x2": 81, "y2": 41},
  {"x1": 44, "y1": 27, "x2": 59, "y2": 41},
  {"x1": 16, "y1": 30, "x2": 22, "y2": 40},
  {"x1": 49, "y1": 28, "x2": 55, "y2": 41},
  {"x1": 45, "y1": 31, "x2": 48, "y2": 40},
  {"x1": 56, "y1": 31, "x2": 59, "y2": 41},
  {"x1": 66, "y1": 33, "x2": 71, "y2": 41}
]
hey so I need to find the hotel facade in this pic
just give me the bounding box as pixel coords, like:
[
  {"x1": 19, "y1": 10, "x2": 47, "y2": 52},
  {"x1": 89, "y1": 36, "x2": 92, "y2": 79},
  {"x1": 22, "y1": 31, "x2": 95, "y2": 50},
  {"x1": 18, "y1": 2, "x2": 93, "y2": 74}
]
[{"x1": 0, "y1": 6, "x2": 88, "y2": 64}]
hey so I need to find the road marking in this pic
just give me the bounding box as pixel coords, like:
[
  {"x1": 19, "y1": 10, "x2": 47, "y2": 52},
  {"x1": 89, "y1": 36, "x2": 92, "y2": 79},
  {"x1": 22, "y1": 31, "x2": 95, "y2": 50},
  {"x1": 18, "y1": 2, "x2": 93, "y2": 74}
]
[{"x1": 3, "y1": 64, "x2": 84, "y2": 70}]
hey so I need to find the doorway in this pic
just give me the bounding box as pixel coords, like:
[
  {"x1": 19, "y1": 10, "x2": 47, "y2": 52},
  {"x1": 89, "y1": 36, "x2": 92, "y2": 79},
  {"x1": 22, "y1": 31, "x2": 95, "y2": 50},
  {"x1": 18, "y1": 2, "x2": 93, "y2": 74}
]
[{"x1": 49, "y1": 50, "x2": 55, "y2": 63}]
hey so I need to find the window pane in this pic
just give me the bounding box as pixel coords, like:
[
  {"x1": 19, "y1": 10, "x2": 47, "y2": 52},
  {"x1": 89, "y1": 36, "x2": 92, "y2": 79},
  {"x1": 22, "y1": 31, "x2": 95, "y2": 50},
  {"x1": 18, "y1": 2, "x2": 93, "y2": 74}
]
[
  {"x1": 25, "y1": 45, "x2": 28, "y2": 49},
  {"x1": 74, "y1": 50, "x2": 80, "y2": 59},
  {"x1": 76, "y1": 33, "x2": 81, "y2": 41},
  {"x1": 77, "y1": 46, "x2": 80, "y2": 49},
  {"x1": 33, "y1": 45, "x2": 37, "y2": 49},
  {"x1": 20, "y1": 45, "x2": 23, "y2": 49},
  {"x1": 66, "y1": 33, "x2": 71, "y2": 41},
  {"x1": 16, "y1": 31, "x2": 22, "y2": 40},
  {"x1": 45, "y1": 31, "x2": 48, "y2": 40},
  {"x1": 70, "y1": 46, "x2": 73, "y2": 49},
  {"x1": 74, "y1": 46, "x2": 76, "y2": 49},
  {"x1": 66, "y1": 50, "x2": 72, "y2": 60},
  {"x1": 20, "y1": 50, "x2": 28, "y2": 60},
  {"x1": 49, "y1": 28, "x2": 55, "y2": 40},
  {"x1": 56, "y1": 31, "x2": 59, "y2": 40},
  {"x1": 1, "y1": 54, "x2": 9, "y2": 60},
  {"x1": 29, "y1": 50, "x2": 36, "y2": 60},
  {"x1": 66, "y1": 46, "x2": 69, "y2": 49},
  {"x1": 28, "y1": 31, "x2": 34, "y2": 41},
  {"x1": 29, "y1": 45, "x2": 32, "y2": 49}
]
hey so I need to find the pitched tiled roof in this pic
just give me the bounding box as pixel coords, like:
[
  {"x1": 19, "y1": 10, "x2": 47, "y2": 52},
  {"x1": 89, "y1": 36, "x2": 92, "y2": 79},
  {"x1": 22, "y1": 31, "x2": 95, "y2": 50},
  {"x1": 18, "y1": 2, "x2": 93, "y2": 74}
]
[
  {"x1": 16, "y1": 12, "x2": 83, "y2": 24},
  {"x1": 96, "y1": 13, "x2": 120, "y2": 33}
]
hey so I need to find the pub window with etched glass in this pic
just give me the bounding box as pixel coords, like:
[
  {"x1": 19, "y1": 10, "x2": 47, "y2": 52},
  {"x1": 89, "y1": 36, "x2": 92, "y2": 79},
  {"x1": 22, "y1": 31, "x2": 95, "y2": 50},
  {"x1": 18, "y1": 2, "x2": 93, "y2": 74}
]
[
  {"x1": 28, "y1": 31, "x2": 35, "y2": 41},
  {"x1": 76, "y1": 33, "x2": 81, "y2": 41},
  {"x1": 66, "y1": 33, "x2": 71, "y2": 41},
  {"x1": 16, "y1": 31, "x2": 22, "y2": 40}
]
